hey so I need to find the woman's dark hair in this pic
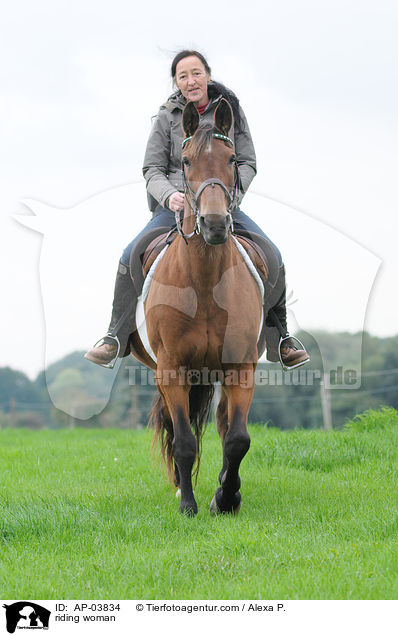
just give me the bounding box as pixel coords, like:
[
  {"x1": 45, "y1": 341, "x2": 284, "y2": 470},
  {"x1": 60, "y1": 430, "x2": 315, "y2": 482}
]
[{"x1": 171, "y1": 50, "x2": 244, "y2": 133}]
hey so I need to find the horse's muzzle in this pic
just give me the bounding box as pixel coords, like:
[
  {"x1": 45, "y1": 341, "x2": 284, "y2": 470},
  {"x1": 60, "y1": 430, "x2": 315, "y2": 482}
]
[{"x1": 200, "y1": 214, "x2": 232, "y2": 245}]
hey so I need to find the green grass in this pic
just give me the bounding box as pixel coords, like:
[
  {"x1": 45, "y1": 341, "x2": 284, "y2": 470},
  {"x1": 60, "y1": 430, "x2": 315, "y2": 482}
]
[{"x1": 1, "y1": 407, "x2": 398, "y2": 599}]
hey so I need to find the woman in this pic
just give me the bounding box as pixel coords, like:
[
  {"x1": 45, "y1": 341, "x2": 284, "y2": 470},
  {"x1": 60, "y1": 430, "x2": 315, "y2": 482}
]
[{"x1": 85, "y1": 50, "x2": 309, "y2": 369}]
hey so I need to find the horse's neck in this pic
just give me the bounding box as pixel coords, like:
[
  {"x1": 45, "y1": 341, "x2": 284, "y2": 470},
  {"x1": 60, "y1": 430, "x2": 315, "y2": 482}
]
[{"x1": 180, "y1": 207, "x2": 238, "y2": 289}]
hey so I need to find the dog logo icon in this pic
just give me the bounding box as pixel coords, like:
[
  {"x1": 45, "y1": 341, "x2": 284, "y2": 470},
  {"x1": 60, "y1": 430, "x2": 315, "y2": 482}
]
[{"x1": 2, "y1": 602, "x2": 51, "y2": 633}]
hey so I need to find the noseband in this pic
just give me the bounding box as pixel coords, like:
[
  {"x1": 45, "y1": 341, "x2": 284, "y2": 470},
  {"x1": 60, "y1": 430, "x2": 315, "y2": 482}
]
[{"x1": 177, "y1": 133, "x2": 241, "y2": 243}]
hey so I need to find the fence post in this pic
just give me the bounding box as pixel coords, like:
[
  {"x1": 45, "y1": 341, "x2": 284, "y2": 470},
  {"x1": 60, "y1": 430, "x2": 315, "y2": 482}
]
[{"x1": 320, "y1": 374, "x2": 333, "y2": 430}]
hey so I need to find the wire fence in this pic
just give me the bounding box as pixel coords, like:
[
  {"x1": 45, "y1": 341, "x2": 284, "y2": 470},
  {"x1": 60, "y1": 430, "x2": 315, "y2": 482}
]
[{"x1": 1, "y1": 367, "x2": 397, "y2": 430}]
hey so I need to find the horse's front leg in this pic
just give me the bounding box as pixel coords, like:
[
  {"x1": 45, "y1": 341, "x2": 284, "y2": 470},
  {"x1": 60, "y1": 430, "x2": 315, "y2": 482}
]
[
  {"x1": 210, "y1": 381, "x2": 253, "y2": 515},
  {"x1": 216, "y1": 385, "x2": 228, "y2": 485},
  {"x1": 158, "y1": 373, "x2": 197, "y2": 516}
]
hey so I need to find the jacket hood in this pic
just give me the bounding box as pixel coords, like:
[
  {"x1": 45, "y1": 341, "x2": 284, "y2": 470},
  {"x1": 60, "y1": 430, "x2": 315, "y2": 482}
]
[
  {"x1": 163, "y1": 85, "x2": 223, "y2": 112},
  {"x1": 163, "y1": 90, "x2": 185, "y2": 111}
]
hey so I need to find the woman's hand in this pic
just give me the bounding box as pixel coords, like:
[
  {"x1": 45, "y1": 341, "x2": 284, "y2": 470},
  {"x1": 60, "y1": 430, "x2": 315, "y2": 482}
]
[{"x1": 168, "y1": 191, "x2": 185, "y2": 212}]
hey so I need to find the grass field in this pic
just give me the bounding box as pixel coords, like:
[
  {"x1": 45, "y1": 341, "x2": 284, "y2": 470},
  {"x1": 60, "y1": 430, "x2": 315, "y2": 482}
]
[{"x1": 0, "y1": 407, "x2": 397, "y2": 600}]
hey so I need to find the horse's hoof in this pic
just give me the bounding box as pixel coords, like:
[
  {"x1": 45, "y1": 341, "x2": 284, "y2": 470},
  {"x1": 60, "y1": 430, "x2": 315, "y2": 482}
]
[
  {"x1": 209, "y1": 495, "x2": 219, "y2": 515},
  {"x1": 210, "y1": 488, "x2": 241, "y2": 515},
  {"x1": 175, "y1": 488, "x2": 181, "y2": 498},
  {"x1": 179, "y1": 501, "x2": 198, "y2": 517},
  {"x1": 232, "y1": 498, "x2": 242, "y2": 515}
]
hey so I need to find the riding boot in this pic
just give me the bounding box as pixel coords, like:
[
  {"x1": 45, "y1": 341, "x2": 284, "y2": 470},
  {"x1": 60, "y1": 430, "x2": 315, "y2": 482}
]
[
  {"x1": 265, "y1": 265, "x2": 310, "y2": 370},
  {"x1": 84, "y1": 262, "x2": 137, "y2": 367}
]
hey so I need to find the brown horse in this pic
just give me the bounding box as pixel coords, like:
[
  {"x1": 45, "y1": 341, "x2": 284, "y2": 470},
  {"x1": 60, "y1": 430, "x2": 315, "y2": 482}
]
[{"x1": 135, "y1": 99, "x2": 264, "y2": 516}]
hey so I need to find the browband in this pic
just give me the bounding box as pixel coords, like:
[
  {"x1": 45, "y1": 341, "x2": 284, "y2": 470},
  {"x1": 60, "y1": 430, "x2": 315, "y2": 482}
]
[{"x1": 182, "y1": 132, "x2": 234, "y2": 150}]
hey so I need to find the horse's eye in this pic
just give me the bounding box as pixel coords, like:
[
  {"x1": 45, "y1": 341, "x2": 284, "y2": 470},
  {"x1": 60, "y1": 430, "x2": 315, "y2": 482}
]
[
  {"x1": 229, "y1": 155, "x2": 236, "y2": 165},
  {"x1": 182, "y1": 157, "x2": 191, "y2": 168}
]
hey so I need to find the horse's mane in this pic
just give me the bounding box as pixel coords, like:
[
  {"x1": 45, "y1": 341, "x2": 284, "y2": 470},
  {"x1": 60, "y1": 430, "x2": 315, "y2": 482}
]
[{"x1": 186, "y1": 122, "x2": 232, "y2": 162}]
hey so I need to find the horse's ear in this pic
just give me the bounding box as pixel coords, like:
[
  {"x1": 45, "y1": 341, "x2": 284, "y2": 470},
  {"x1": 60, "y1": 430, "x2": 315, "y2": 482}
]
[
  {"x1": 182, "y1": 102, "x2": 200, "y2": 138},
  {"x1": 214, "y1": 98, "x2": 233, "y2": 135}
]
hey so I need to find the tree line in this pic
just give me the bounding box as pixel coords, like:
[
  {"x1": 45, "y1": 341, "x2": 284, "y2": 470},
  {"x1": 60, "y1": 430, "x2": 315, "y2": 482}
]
[{"x1": 1, "y1": 330, "x2": 397, "y2": 430}]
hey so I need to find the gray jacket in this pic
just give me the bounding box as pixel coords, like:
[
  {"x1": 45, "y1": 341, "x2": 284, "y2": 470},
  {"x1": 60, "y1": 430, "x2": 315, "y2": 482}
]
[{"x1": 142, "y1": 88, "x2": 257, "y2": 211}]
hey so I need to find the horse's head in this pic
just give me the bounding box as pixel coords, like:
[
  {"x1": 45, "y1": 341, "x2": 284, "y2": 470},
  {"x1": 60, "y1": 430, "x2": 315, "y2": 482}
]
[{"x1": 181, "y1": 98, "x2": 238, "y2": 245}]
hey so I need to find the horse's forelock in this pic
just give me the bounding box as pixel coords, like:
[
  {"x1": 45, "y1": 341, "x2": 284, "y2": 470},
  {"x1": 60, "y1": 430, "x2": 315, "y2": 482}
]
[
  {"x1": 186, "y1": 124, "x2": 234, "y2": 163},
  {"x1": 185, "y1": 123, "x2": 214, "y2": 161}
]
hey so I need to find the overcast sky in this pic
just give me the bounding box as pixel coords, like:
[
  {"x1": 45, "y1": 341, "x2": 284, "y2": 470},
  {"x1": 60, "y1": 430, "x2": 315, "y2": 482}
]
[{"x1": 1, "y1": 0, "x2": 397, "y2": 379}]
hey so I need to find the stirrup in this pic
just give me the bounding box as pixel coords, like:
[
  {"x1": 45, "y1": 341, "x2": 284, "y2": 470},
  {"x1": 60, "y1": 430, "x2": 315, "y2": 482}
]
[
  {"x1": 278, "y1": 334, "x2": 310, "y2": 372},
  {"x1": 92, "y1": 334, "x2": 121, "y2": 369}
]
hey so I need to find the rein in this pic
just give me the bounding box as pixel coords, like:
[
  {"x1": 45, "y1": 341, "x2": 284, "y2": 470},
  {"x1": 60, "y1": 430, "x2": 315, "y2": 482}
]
[{"x1": 177, "y1": 133, "x2": 241, "y2": 243}]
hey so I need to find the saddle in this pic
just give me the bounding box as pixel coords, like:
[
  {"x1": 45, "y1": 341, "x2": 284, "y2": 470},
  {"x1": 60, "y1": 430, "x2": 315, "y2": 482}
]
[
  {"x1": 129, "y1": 226, "x2": 281, "y2": 298},
  {"x1": 234, "y1": 231, "x2": 279, "y2": 289},
  {"x1": 142, "y1": 227, "x2": 179, "y2": 273},
  {"x1": 129, "y1": 226, "x2": 178, "y2": 295}
]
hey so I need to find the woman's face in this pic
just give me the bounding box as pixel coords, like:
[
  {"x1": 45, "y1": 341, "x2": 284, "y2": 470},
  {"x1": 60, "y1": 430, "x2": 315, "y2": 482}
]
[{"x1": 175, "y1": 56, "x2": 210, "y2": 107}]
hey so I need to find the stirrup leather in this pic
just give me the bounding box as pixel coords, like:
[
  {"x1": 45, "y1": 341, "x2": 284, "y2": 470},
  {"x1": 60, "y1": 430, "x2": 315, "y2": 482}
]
[{"x1": 278, "y1": 334, "x2": 310, "y2": 372}]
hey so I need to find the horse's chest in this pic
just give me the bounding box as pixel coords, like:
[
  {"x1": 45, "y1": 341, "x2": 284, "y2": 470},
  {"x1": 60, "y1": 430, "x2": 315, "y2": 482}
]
[
  {"x1": 146, "y1": 258, "x2": 262, "y2": 368},
  {"x1": 187, "y1": 300, "x2": 260, "y2": 368}
]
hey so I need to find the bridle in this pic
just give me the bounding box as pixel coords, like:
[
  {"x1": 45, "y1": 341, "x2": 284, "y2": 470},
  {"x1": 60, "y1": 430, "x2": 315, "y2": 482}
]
[{"x1": 177, "y1": 132, "x2": 241, "y2": 243}]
